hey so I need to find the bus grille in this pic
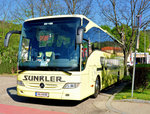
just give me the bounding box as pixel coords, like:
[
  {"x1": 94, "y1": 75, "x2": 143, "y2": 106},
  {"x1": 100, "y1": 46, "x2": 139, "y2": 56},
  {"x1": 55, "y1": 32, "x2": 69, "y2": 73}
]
[{"x1": 26, "y1": 82, "x2": 60, "y2": 89}]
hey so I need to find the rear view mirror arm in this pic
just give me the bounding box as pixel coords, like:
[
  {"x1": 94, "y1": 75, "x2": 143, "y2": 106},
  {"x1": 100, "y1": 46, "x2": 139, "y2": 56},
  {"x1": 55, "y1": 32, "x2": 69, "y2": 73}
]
[{"x1": 4, "y1": 31, "x2": 21, "y2": 47}]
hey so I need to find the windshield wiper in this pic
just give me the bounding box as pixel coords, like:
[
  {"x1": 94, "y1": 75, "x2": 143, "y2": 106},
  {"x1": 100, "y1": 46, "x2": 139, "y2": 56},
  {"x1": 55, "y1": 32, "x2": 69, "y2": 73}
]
[{"x1": 61, "y1": 70, "x2": 72, "y2": 76}]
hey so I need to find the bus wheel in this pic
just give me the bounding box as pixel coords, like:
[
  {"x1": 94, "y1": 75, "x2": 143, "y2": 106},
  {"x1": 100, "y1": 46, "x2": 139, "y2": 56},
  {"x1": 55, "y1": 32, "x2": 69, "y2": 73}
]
[
  {"x1": 93, "y1": 77, "x2": 100, "y2": 98},
  {"x1": 117, "y1": 71, "x2": 120, "y2": 83}
]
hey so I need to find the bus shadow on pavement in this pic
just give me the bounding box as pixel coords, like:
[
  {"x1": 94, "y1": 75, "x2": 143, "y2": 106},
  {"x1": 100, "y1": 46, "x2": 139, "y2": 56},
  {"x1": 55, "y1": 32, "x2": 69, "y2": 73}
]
[
  {"x1": 101, "y1": 81, "x2": 127, "y2": 95},
  {"x1": 7, "y1": 87, "x2": 87, "y2": 107}
]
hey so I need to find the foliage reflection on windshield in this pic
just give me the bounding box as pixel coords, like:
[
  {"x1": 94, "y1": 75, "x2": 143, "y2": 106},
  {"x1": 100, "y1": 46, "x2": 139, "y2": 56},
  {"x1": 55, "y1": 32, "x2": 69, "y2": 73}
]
[{"x1": 18, "y1": 18, "x2": 80, "y2": 71}]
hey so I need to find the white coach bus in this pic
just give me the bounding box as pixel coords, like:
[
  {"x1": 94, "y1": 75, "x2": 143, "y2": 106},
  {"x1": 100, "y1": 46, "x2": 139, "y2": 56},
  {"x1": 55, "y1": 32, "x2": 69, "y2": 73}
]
[{"x1": 4, "y1": 15, "x2": 124, "y2": 100}]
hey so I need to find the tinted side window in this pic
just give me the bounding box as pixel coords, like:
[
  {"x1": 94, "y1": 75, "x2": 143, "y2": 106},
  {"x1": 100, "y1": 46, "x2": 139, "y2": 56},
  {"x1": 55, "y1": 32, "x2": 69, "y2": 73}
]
[
  {"x1": 100, "y1": 30, "x2": 115, "y2": 54},
  {"x1": 85, "y1": 27, "x2": 123, "y2": 56},
  {"x1": 85, "y1": 27, "x2": 100, "y2": 54},
  {"x1": 83, "y1": 18, "x2": 89, "y2": 28}
]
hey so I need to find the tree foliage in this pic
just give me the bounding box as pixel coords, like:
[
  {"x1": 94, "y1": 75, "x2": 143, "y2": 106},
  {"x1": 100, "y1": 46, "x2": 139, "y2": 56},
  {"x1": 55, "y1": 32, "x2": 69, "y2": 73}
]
[
  {"x1": 138, "y1": 31, "x2": 149, "y2": 52},
  {"x1": 101, "y1": 25, "x2": 112, "y2": 34}
]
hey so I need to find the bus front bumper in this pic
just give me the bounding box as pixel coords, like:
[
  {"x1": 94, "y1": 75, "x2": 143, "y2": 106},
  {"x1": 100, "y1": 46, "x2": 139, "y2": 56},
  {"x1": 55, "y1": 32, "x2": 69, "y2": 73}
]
[{"x1": 17, "y1": 86, "x2": 82, "y2": 100}]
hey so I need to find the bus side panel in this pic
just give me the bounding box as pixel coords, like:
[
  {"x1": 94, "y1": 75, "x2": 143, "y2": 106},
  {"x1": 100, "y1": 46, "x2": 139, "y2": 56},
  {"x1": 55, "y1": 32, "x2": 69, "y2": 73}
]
[
  {"x1": 83, "y1": 51, "x2": 104, "y2": 94},
  {"x1": 85, "y1": 50, "x2": 124, "y2": 90},
  {"x1": 80, "y1": 69, "x2": 95, "y2": 99}
]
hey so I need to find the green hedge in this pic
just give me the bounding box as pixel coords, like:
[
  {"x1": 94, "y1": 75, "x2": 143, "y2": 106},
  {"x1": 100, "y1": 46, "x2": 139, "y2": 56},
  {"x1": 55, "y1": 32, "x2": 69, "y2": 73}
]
[
  {"x1": 129, "y1": 64, "x2": 150, "y2": 92},
  {"x1": 136, "y1": 64, "x2": 150, "y2": 68},
  {"x1": 0, "y1": 53, "x2": 18, "y2": 74}
]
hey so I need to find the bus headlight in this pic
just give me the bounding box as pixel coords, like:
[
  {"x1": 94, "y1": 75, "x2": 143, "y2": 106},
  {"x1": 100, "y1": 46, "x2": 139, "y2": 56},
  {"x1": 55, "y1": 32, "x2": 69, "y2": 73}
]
[
  {"x1": 63, "y1": 83, "x2": 80, "y2": 89},
  {"x1": 17, "y1": 80, "x2": 25, "y2": 86}
]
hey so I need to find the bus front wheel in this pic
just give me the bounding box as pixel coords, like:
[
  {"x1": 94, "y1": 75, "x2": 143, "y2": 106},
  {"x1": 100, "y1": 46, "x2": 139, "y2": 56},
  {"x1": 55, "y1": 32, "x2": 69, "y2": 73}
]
[{"x1": 92, "y1": 77, "x2": 100, "y2": 98}]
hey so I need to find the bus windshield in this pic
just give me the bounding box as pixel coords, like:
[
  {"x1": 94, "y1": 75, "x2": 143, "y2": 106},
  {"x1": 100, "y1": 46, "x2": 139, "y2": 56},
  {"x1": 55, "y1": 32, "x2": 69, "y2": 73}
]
[{"x1": 18, "y1": 17, "x2": 81, "y2": 71}]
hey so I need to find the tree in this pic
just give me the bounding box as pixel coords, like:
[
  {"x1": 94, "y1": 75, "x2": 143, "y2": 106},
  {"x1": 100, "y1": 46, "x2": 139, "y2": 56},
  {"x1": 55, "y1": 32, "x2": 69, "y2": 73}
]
[
  {"x1": 11, "y1": 0, "x2": 62, "y2": 23},
  {"x1": 36, "y1": 0, "x2": 62, "y2": 16},
  {"x1": 0, "y1": 0, "x2": 12, "y2": 39},
  {"x1": 97, "y1": 0, "x2": 150, "y2": 75},
  {"x1": 11, "y1": 0, "x2": 36, "y2": 22},
  {"x1": 37, "y1": 0, "x2": 54, "y2": 16},
  {"x1": 138, "y1": 31, "x2": 149, "y2": 52},
  {"x1": 63, "y1": 0, "x2": 93, "y2": 16}
]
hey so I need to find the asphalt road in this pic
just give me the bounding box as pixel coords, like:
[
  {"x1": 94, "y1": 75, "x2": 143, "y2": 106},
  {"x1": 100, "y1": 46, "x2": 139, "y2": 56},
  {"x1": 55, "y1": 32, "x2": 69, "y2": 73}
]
[{"x1": 0, "y1": 76, "x2": 118, "y2": 114}]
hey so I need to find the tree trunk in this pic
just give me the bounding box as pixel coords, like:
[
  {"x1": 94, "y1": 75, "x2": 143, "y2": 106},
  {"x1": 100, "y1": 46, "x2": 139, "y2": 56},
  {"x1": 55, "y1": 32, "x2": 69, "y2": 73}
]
[{"x1": 123, "y1": 49, "x2": 128, "y2": 76}]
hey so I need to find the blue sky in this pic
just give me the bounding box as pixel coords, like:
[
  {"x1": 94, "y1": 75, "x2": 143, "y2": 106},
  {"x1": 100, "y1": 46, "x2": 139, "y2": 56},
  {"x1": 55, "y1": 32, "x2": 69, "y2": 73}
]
[{"x1": 0, "y1": 0, "x2": 104, "y2": 26}]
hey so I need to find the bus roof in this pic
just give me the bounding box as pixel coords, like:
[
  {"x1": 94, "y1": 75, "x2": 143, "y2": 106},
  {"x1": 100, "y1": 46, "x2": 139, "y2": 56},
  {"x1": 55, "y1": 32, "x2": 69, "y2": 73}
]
[{"x1": 25, "y1": 15, "x2": 89, "y2": 22}]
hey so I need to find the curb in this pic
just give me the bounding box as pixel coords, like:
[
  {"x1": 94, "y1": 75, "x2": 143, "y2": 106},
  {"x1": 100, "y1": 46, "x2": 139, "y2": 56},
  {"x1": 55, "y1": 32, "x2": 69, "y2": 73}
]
[
  {"x1": 118, "y1": 99, "x2": 150, "y2": 104},
  {"x1": 105, "y1": 82, "x2": 128, "y2": 114},
  {"x1": 106, "y1": 94, "x2": 123, "y2": 114}
]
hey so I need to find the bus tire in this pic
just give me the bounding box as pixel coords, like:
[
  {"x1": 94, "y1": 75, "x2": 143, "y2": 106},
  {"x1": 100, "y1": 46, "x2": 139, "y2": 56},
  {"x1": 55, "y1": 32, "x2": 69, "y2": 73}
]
[
  {"x1": 117, "y1": 71, "x2": 120, "y2": 83},
  {"x1": 92, "y1": 77, "x2": 100, "y2": 98}
]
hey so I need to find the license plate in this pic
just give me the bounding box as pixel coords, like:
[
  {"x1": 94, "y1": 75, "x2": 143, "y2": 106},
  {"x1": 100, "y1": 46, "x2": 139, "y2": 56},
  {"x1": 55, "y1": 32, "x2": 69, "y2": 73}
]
[{"x1": 35, "y1": 92, "x2": 49, "y2": 97}]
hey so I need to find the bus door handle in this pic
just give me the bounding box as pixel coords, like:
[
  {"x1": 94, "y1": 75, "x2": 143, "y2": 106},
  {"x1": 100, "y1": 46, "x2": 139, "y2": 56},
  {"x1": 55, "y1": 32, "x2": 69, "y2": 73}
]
[
  {"x1": 102, "y1": 66, "x2": 108, "y2": 70},
  {"x1": 97, "y1": 67, "x2": 103, "y2": 71},
  {"x1": 97, "y1": 66, "x2": 107, "y2": 71}
]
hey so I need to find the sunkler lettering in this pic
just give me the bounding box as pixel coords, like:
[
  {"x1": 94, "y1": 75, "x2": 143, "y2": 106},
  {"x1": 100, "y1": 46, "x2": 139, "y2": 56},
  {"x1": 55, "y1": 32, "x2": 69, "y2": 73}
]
[{"x1": 23, "y1": 75, "x2": 65, "y2": 82}]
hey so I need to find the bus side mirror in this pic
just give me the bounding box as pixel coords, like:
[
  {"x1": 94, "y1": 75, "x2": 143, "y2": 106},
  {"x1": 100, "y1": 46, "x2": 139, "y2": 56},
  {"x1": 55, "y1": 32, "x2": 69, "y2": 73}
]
[
  {"x1": 4, "y1": 31, "x2": 21, "y2": 47},
  {"x1": 76, "y1": 26, "x2": 85, "y2": 44}
]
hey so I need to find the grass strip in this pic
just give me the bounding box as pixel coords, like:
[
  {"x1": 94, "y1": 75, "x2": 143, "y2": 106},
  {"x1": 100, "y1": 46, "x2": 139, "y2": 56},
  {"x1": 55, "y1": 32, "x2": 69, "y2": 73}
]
[{"x1": 114, "y1": 83, "x2": 150, "y2": 101}]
